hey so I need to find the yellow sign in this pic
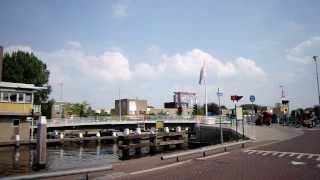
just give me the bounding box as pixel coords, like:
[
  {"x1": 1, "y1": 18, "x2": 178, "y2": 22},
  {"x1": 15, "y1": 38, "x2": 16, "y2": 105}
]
[
  {"x1": 156, "y1": 121, "x2": 164, "y2": 129},
  {"x1": 281, "y1": 106, "x2": 288, "y2": 113}
]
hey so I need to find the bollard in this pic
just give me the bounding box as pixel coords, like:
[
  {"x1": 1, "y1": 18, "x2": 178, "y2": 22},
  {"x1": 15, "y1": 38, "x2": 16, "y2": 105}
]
[
  {"x1": 96, "y1": 132, "x2": 101, "y2": 144},
  {"x1": 60, "y1": 132, "x2": 64, "y2": 145},
  {"x1": 60, "y1": 132, "x2": 64, "y2": 139},
  {"x1": 176, "y1": 126, "x2": 181, "y2": 133},
  {"x1": 79, "y1": 132, "x2": 83, "y2": 138},
  {"x1": 164, "y1": 127, "x2": 169, "y2": 133},
  {"x1": 79, "y1": 132, "x2": 84, "y2": 144},
  {"x1": 124, "y1": 128, "x2": 130, "y2": 136},
  {"x1": 112, "y1": 132, "x2": 117, "y2": 137},
  {"x1": 15, "y1": 134, "x2": 20, "y2": 147},
  {"x1": 36, "y1": 116, "x2": 47, "y2": 169},
  {"x1": 136, "y1": 128, "x2": 141, "y2": 135}
]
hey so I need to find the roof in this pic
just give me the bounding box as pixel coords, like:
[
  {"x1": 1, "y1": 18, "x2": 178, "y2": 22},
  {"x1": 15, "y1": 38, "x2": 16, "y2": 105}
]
[{"x1": 0, "y1": 81, "x2": 46, "y2": 90}]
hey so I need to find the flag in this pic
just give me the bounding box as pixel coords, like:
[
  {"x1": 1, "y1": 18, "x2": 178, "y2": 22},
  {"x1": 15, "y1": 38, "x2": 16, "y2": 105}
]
[{"x1": 199, "y1": 62, "x2": 206, "y2": 85}]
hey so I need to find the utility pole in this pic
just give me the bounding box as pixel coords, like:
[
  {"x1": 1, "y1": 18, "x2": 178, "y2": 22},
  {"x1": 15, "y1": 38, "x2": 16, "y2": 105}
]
[
  {"x1": 118, "y1": 88, "x2": 122, "y2": 121},
  {"x1": 313, "y1": 56, "x2": 320, "y2": 104}
]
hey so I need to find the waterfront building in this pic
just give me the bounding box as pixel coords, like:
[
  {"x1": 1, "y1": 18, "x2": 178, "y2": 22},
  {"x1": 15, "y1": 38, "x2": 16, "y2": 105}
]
[
  {"x1": 0, "y1": 81, "x2": 45, "y2": 142},
  {"x1": 164, "y1": 91, "x2": 196, "y2": 116},
  {"x1": 114, "y1": 98, "x2": 147, "y2": 116}
]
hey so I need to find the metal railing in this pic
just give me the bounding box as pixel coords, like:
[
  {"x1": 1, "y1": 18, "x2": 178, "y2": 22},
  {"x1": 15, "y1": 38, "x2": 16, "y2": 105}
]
[
  {"x1": 2, "y1": 165, "x2": 112, "y2": 180},
  {"x1": 46, "y1": 116, "x2": 197, "y2": 127},
  {"x1": 161, "y1": 140, "x2": 251, "y2": 161}
]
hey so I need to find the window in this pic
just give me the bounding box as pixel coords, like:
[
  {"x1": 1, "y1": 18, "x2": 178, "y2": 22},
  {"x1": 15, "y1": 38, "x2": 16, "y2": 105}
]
[
  {"x1": 17, "y1": 93, "x2": 24, "y2": 103},
  {"x1": 25, "y1": 93, "x2": 32, "y2": 103},
  {"x1": 10, "y1": 93, "x2": 17, "y2": 102},
  {"x1": 1, "y1": 92, "x2": 9, "y2": 102},
  {"x1": 13, "y1": 119, "x2": 20, "y2": 127}
]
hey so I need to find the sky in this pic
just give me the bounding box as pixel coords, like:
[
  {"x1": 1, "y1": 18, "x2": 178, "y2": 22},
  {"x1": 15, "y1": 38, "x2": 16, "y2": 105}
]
[{"x1": 1, "y1": 0, "x2": 320, "y2": 110}]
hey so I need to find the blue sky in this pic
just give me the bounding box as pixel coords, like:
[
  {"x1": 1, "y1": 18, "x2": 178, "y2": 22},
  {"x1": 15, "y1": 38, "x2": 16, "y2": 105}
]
[{"x1": 1, "y1": 0, "x2": 320, "y2": 109}]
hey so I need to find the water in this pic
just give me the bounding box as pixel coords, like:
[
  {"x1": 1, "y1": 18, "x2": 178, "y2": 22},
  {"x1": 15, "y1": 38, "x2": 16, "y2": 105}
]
[{"x1": 0, "y1": 144, "x2": 119, "y2": 177}]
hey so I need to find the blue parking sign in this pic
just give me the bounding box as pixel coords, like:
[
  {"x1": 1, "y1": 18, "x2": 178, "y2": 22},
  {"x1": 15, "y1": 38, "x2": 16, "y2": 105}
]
[{"x1": 250, "y1": 95, "x2": 255, "y2": 102}]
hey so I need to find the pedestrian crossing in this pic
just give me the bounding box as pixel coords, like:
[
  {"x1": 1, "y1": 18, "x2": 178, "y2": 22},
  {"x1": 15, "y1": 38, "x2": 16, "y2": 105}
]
[{"x1": 243, "y1": 149, "x2": 320, "y2": 161}]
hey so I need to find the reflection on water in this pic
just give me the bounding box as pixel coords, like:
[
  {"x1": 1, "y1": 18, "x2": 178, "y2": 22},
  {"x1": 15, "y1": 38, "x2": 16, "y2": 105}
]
[{"x1": 0, "y1": 144, "x2": 119, "y2": 177}]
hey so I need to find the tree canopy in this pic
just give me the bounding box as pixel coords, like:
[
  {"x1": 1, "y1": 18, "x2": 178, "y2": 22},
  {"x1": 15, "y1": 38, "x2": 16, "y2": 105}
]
[{"x1": 2, "y1": 51, "x2": 50, "y2": 103}]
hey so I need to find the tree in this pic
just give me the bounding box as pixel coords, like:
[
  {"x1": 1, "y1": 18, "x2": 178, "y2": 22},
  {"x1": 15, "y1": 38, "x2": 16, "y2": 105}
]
[
  {"x1": 207, "y1": 102, "x2": 220, "y2": 115},
  {"x1": 2, "y1": 51, "x2": 50, "y2": 104},
  {"x1": 41, "y1": 99, "x2": 55, "y2": 119}
]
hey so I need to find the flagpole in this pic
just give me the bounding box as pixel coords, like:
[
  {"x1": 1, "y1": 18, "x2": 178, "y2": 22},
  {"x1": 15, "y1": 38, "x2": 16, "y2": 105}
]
[{"x1": 205, "y1": 78, "x2": 208, "y2": 118}]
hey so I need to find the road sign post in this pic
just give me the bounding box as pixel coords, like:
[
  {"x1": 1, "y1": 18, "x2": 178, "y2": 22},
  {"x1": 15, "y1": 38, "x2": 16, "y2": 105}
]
[
  {"x1": 217, "y1": 88, "x2": 223, "y2": 144},
  {"x1": 230, "y1": 95, "x2": 243, "y2": 139}
]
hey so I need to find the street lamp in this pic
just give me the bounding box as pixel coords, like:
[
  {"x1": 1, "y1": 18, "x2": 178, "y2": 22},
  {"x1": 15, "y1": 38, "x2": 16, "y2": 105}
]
[{"x1": 313, "y1": 56, "x2": 320, "y2": 104}]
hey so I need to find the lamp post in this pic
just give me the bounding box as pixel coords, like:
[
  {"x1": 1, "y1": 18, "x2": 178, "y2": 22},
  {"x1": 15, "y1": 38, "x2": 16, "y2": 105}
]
[{"x1": 313, "y1": 56, "x2": 320, "y2": 105}]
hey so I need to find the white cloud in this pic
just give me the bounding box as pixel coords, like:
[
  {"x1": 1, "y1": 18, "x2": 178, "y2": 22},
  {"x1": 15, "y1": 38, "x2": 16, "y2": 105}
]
[
  {"x1": 286, "y1": 36, "x2": 320, "y2": 63},
  {"x1": 4, "y1": 43, "x2": 267, "y2": 108},
  {"x1": 112, "y1": 2, "x2": 128, "y2": 18}
]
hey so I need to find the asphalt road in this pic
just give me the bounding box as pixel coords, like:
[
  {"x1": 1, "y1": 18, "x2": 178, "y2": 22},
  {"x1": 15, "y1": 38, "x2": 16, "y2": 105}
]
[{"x1": 114, "y1": 129, "x2": 320, "y2": 180}]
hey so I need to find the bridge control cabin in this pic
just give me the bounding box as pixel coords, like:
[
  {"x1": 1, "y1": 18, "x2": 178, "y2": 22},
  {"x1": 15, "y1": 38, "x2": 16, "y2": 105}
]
[{"x1": 0, "y1": 81, "x2": 45, "y2": 142}]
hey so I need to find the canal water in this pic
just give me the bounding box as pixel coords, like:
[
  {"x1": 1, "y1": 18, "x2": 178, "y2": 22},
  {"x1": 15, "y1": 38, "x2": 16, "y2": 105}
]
[{"x1": 0, "y1": 144, "x2": 119, "y2": 177}]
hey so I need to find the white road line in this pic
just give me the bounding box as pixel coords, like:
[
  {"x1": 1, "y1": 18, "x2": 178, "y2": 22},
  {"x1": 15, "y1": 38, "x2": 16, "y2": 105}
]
[
  {"x1": 256, "y1": 151, "x2": 265, "y2": 155},
  {"x1": 296, "y1": 154, "x2": 305, "y2": 159},
  {"x1": 196, "y1": 152, "x2": 230, "y2": 160},
  {"x1": 289, "y1": 153, "x2": 297, "y2": 157},
  {"x1": 129, "y1": 160, "x2": 192, "y2": 175},
  {"x1": 262, "y1": 152, "x2": 271, "y2": 156},
  {"x1": 308, "y1": 154, "x2": 313, "y2": 159},
  {"x1": 291, "y1": 161, "x2": 306, "y2": 166},
  {"x1": 278, "y1": 153, "x2": 287, "y2": 157},
  {"x1": 272, "y1": 152, "x2": 279, "y2": 156},
  {"x1": 248, "y1": 151, "x2": 256, "y2": 155}
]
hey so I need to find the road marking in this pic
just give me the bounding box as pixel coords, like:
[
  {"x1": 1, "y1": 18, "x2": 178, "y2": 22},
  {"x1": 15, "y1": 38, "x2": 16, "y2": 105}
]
[
  {"x1": 244, "y1": 150, "x2": 320, "y2": 161},
  {"x1": 289, "y1": 153, "x2": 297, "y2": 157},
  {"x1": 291, "y1": 161, "x2": 306, "y2": 166},
  {"x1": 278, "y1": 153, "x2": 287, "y2": 157},
  {"x1": 256, "y1": 151, "x2": 265, "y2": 155},
  {"x1": 196, "y1": 152, "x2": 230, "y2": 160},
  {"x1": 296, "y1": 154, "x2": 305, "y2": 159},
  {"x1": 248, "y1": 151, "x2": 256, "y2": 155},
  {"x1": 262, "y1": 152, "x2": 271, "y2": 156},
  {"x1": 129, "y1": 160, "x2": 192, "y2": 175}
]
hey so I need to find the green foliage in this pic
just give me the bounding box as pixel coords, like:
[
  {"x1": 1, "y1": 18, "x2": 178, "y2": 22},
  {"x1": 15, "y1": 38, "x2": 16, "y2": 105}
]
[
  {"x1": 2, "y1": 51, "x2": 50, "y2": 104},
  {"x1": 41, "y1": 99, "x2": 55, "y2": 119},
  {"x1": 63, "y1": 101, "x2": 100, "y2": 117}
]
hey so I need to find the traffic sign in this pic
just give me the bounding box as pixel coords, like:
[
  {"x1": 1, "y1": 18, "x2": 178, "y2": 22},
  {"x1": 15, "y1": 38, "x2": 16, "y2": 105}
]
[
  {"x1": 250, "y1": 95, "x2": 255, "y2": 103},
  {"x1": 217, "y1": 92, "x2": 223, "y2": 97}
]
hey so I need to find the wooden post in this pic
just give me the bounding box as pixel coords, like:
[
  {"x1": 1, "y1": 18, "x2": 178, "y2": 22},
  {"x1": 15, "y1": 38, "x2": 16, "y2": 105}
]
[{"x1": 36, "y1": 116, "x2": 47, "y2": 169}]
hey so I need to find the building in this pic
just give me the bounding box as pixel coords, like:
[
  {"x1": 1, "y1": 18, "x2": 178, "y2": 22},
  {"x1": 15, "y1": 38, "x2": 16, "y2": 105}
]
[
  {"x1": 0, "y1": 81, "x2": 45, "y2": 142},
  {"x1": 114, "y1": 99, "x2": 147, "y2": 116},
  {"x1": 0, "y1": 46, "x2": 45, "y2": 142},
  {"x1": 51, "y1": 101, "x2": 68, "y2": 119},
  {"x1": 164, "y1": 91, "x2": 196, "y2": 116}
]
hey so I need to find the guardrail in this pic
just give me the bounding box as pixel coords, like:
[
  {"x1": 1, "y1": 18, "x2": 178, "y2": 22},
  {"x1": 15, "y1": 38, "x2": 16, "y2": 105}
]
[
  {"x1": 2, "y1": 165, "x2": 112, "y2": 180},
  {"x1": 161, "y1": 140, "x2": 252, "y2": 162}
]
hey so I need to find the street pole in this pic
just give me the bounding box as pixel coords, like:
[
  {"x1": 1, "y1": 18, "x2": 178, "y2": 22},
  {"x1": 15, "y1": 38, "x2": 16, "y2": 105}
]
[
  {"x1": 313, "y1": 56, "x2": 320, "y2": 104},
  {"x1": 119, "y1": 88, "x2": 122, "y2": 121},
  {"x1": 235, "y1": 103, "x2": 237, "y2": 135},
  {"x1": 204, "y1": 79, "x2": 208, "y2": 118},
  {"x1": 218, "y1": 88, "x2": 223, "y2": 144}
]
